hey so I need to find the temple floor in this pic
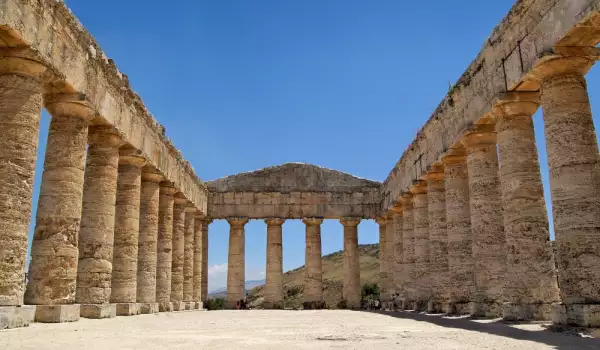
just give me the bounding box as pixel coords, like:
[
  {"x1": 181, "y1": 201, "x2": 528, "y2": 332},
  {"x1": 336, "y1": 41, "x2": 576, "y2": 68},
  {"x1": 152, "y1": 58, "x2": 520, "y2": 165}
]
[{"x1": 1, "y1": 310, "x2": 598, "y2": 349}]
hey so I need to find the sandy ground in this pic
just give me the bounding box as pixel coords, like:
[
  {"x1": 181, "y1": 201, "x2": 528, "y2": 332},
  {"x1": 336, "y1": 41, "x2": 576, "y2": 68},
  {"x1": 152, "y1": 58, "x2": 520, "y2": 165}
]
[{"x1": 1, "y1": 310, "x2": 598, "y2": 349}]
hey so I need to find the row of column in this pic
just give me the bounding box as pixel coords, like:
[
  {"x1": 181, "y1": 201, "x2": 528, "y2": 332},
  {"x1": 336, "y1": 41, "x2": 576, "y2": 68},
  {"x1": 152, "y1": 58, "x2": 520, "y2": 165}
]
[
  {"x1": 0, "y1": 53, "x2": 209, "y2": 326},
  {"x1": 379, "y1": 58, "x2": 600, "y2": 327},
  {"x1": 220, "y1": 217, "x2": 363, "y2": 309}
]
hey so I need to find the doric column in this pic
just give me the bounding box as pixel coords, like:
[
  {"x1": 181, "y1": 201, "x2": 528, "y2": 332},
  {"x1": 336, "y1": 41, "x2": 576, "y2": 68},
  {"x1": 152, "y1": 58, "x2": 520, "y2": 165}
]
[
  {"x1": 303, "y1": 217, "x2": 324, "y2": 308},
  {"x1": 156, "y1": 181, "x2": 176, "y2": 312},
  {"x1": 226, "y1": 217, "x2": 249, "y2": 308},
  {"x1": 25, "y1": 94, "x2": 92, "y2": 324},
  {"x1": 110, "y1": 147, "x2": 145, "y2": 316},
  {"x1": 264, "y1": 218, "x2": 285, "y2": 309},
  {"x1": 535, "y1": 56, "x2": 600, "y2": 327},
  {"x1": 76, "y1": 126, "x2": 120, "y2": 319},
  {"x1": 376, "y1": 217, "x2": 390, "y2": 304},
  {"x1": 0, "y1": 52, "x2": 45, "y2": 328},
  {"x1": 170, "y1": 194, "x2": 187, "y2": 311},
  {"x1": 200, "y1": 218, "x2": 212, "y2": 303},
  {"x1": 424, "y1": 164, "x2": 449, "y2": 314},
  {"x1": 391, "y1": 209, "x2": 404, "y2": 306},
  {"x1": 401, "y1": 193, "x2": 415, "y2": 309},
  {"x1": 410, "y1": 181, "x2": 430, "y2": 311},
  {"x1": 462, "y1": 124, "x2": 506, "y2": 318},
  {"x1": 494, "y1": 92, "x2": 560, "y2": 321},
  {"x1": 136, "y1": 166, "x2": 163, "y2": 314},
  {"x1": 183, "y1": 204, "x2": 196, "y2": 309},
  {"x1": 341, "y1": 218, "x2": 361, "y2": 309},
  {"x1": 193, "y1": 215, "x2": 209, "y2": 309},
  {"x1": 441, "y1": 147, "x2": 474, "y2": 315}
]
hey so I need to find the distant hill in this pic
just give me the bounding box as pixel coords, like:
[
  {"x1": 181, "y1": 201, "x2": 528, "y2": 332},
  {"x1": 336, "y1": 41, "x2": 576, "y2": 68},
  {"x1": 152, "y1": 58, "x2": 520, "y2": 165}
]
[
  {"x1": 208, "y1": 279, "x2": 266, "y2": 299},
  {"x1": 247, "y1": 243, "x2": 380, "y2": 309}
]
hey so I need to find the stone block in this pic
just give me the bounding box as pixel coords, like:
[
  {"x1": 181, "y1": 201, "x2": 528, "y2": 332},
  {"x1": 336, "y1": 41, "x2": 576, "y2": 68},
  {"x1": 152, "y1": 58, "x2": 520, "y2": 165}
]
[
  {"x1": 194, "y1": 302, "x2": 203, "y2": 310},
  {"x1": 80, "y1": 304, "x2": 116, "y2": 319},
  {"x1": 158, "y1": 302, "x2": 173, "y2": 312},
  {"x1": 35, "y1": 304, "x2": 80, "y2": 323},
  {"x1": 566, "y1": 304, "x2": 600, "y2": 327},
  {"x1": 116, "y1": 303, "x2": 141, "y2": 316},
  {"x1": 551, "y1": 303, "x2": 567, "y2": 325},
  {"x1": 172, "y1": 302, "x2": 186, "y2": 311},
  {"x1": 139, "y1": 303, "x2": 160, "y2": 314},
  {"x1": 0, "y1": 305, "x2": 36, "y2": 329},
  {"x1": 184, "y1": 302, "x2": 195, "y2": 310},
  {"x1": 502, "y1": 303, "x2": 552, "y2": 321}
]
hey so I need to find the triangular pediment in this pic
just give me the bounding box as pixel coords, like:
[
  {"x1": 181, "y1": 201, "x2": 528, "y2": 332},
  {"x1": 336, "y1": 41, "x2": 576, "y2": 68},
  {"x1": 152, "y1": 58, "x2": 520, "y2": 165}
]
[{"x1": 207, "y1": 163, "x2": 381, "y2": 193}]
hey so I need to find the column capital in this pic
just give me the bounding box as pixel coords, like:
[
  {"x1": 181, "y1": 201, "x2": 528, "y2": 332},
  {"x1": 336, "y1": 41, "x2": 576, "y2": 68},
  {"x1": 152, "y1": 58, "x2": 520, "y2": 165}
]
[
  {"x1": 375, "y1": 216, "x2": 389, "y2": 226},
  {"x1": 44, "y1": 93, "x2": 97, "y2": 121},
  {"x1": 0, "y1": 48, "x2": 47, "y2": 78},
  {"x1": 265, "y1": 217, "x2": 285, "y2": 226},
  {"x1": 340, "y1": 217, "x2": 361, "y2": 227},
  {"x1": 141, "y1": 166, "x2": 164, "y2": 183},
  {"x1": 88, "y1": 125, "x2": 122, "y2": 147},
  {"x1": 185, "y1": 203, "x2": 197, "y2": 213},
  {"x1": 491, "y1": 92, "x2": 540, "y2": 118},
  {"x1": 302, "y1": 217, "x2": 323, "y2": 226},
  {"x1": 441, "y1": 147, "x2": 467, "y2": 166},
  {"x1": 400, "y1": 192, "x2": 413, "y2": 207},
  {"x1": 174, "y1": 193, "x2": 188, "y2": 206},
  {"x1": 198, "y1": 217, "x2": 213, "y2": 226},
  {"x1": 119, "y1": 146, "x2": 147, "y2": 167},
  {"x1": 461, "y1": 124, "x2": 496, "y2": 148},
  {"x1": 159, "y1": 181, "x2": 177, "y2": 195},
  {"x1": 409, "y1": 180, "x2": 428, "y2": 195},
  {"x1": 390, "y1": 205, "x2": 403, "y2": 215},
  {"x1": 227, "y1": 217, "x2": 249, "y2": 227},
  {"x1": 423, "y1": 164, "x2": 444, "y2": 181},
  {"x1": 528, "y1": 53, "x2": 593, "y2": 82}
]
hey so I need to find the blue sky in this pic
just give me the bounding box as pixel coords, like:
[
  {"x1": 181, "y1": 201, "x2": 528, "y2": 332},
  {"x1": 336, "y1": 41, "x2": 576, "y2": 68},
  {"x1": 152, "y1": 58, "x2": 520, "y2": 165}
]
[{"x1": 27, "y1": 1, "x2": 600, "y2": 291}]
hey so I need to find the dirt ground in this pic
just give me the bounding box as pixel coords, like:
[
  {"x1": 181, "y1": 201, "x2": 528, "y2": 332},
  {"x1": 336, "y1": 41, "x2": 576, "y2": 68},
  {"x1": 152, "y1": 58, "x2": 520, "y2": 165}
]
[{"x1": 1, "y1": 310, "x2": 598, "y2": 349}]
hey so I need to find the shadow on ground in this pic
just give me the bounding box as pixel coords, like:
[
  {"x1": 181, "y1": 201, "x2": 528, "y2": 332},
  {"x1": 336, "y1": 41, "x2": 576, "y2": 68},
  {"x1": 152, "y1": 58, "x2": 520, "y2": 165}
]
[{"x1": 365, "y1": 310, "x2": 599, "y2": 350}]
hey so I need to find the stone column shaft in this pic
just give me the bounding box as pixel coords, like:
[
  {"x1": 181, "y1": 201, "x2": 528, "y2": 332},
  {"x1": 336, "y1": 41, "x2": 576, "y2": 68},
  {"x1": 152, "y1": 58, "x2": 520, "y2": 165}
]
[
  {"x1": 536, "y1": 57, "x2": 600, "y2": 327},
  {"x1": 76, "y1": 126, "x2": 120, "y2": 319},
  {"x1": 303, "y1": 218, "x2": 324, "y2": 307},
  {"x1": 494, "y1": 94, "x2": 560, "y2": 321},
  {"x1": 226, "y1": 217, "x2": 249, "y2": 308},
  {"x1": 264, "y1": 218, "x2": 285, "y2": 309},
  {"x1": 377, "y1": 217, "x2": 390, "y2": 303},
  {"x1": 341, "y1": 218, "x2": 361, "y2": 309},
  {"x1": 442, "y1": 148, "x2": 475, "y2": 314},
  {"x1": 0, "y1": 55, "x2": 45, "y2": 312},
  {"x1": 183, "y1": 205, "x2": 196, "y2": 305},
  {"x1": 462, "y1": 125, "x2": 506, "y2": 317},
  {"x1": 193, "y1": 217, "x2": 210, "y2": 306},
  {"x1": 411, "y1": 181, "x2": 430, "y2": 310},
  {"x1": 170, "y1": 196, "x2": 186, "y2": 309},
  {"x1": 401, "y1": 194, "x2": 415, "y2": 307},
  {"x1": 392, "y1": 211, "x2": 404, "y2": 302},
  {"x1": 136, "y1": 167, "x2": 163, "y2": 314},
  {"x1": 200, "y1": 219, "x2": 210, "y2": 303},
  {"x1": 156, "y1": 182, "x2": 176, "y2": 312},
  {"x1": 425, "y1": 165, "x2": 449, "y2": 313},
  {"x1": 110, "y1": 147, "x2": 145, "y2": 316}
]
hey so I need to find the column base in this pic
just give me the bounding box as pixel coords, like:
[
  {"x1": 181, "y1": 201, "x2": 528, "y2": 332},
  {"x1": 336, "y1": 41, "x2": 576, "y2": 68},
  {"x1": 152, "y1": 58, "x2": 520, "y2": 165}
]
[
  {"x1": 552, "y1": 303, "x2": 600, "y2": 327},
  {"x1": 139, "y1": 303, "x2": 160, "y2": 314},
  {"x1": 413, "y1": 300, "x2": 427, "y2": 312},
  {"x1": 80, "y1": 304, "x2": 116, "y2": 319},
  {"x1": 193, "y1": 302, "x2": 203, "y2": 310},
  {"x1": 502, "y1": 302, "x2": 553, "y2": 321},
  {"x1": 469, "y1": 301, "x2": 502, "y2": 318},
  {"x1": 302, "y1": 301, "x2": 326, "y2": 310},
  {"x1": 158, "y1": 302, "x2": 173, "y2": 312},
  {"x1": 172, "y1": 301, "x2": 186, "y2": 311},
  {"x1": 443, "y1": 302, "x2": 471, "y2": 315},
  {"x1": 35, "y1": 304, "x2": 80, "y2": 323},
  {"x1": 0, "y1": 305, "x2": 36, "y2": 329},
  {"x1": 183, "y1": 302, "x2": 195, "y2": 310},
  {"x1": 116, "y1": 303, "x2": 141, "y2": 316},
  {"x1": 427, "y1": 301, "x2": 445, "y2": 314}
]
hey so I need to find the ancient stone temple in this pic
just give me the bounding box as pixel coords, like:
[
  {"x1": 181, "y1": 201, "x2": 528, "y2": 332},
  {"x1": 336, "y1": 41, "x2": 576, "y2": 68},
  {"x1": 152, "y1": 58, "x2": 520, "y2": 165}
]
[{"x1": 1, "y1": 0, "x2": 600, "y2": 332}]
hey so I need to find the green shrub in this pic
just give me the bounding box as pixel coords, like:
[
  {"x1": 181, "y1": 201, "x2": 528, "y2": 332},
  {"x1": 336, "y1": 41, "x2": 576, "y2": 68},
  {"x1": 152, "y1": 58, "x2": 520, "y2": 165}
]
[
  {"x1": 206, "y1": 297, "x2": 226, "y2": 310},
  {"x1": 361, "y1": 283, "x2": 380, "y2": 300}
]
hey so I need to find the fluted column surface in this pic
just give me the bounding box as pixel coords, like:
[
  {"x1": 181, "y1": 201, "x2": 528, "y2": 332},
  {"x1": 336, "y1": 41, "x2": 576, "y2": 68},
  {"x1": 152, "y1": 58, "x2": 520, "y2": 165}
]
[
  {"x1": 183, "y1": 207, "x2": 196, "y2": 302},
  {"x1": 304, "y1": 218, "x2": 324, "y2": 304},
  {"x1": 426, "y1": 167, "x2": 449, "y2": 308},
  {"x1": 411, "y1": 183, "x2": 430, "y2": 308},
  {"x1": 170, "y1": 197, "x2": 186, "y2": 303},
  {"x1": 341, "y1": 218, "x2": 361, "y2": 309},
  {"x1": 264, "y1": 218, "x2": 284, "y2": 308},
  {"x1": 226, "y1": 217, "x2": 248, "y2": 307},
  {"x1": 156, "y1": 182, "x2": 176, "y2": 307},
  {"x1": 401, "y1": 195, "x2": 415, "y2": 305}
]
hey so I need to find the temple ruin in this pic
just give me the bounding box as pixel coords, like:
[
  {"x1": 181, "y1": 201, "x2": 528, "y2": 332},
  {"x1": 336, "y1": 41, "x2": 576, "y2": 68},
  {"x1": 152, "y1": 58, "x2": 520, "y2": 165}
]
[{"x1": 1, "y1": 0, "x2": 600, "y2": 331}]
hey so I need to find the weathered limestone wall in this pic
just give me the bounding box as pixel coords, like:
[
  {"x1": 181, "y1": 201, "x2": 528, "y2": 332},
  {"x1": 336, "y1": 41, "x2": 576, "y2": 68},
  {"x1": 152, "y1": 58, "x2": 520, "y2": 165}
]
[
  {"x1": 381, "y1": 0, "x2": 600, "y2": 212},
  {"x1": 208, "y1": 163, "x2": 381, "y2": 219},
  {"x1": 0, "y1": 0, "x2": 208, "y2": 211}
]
